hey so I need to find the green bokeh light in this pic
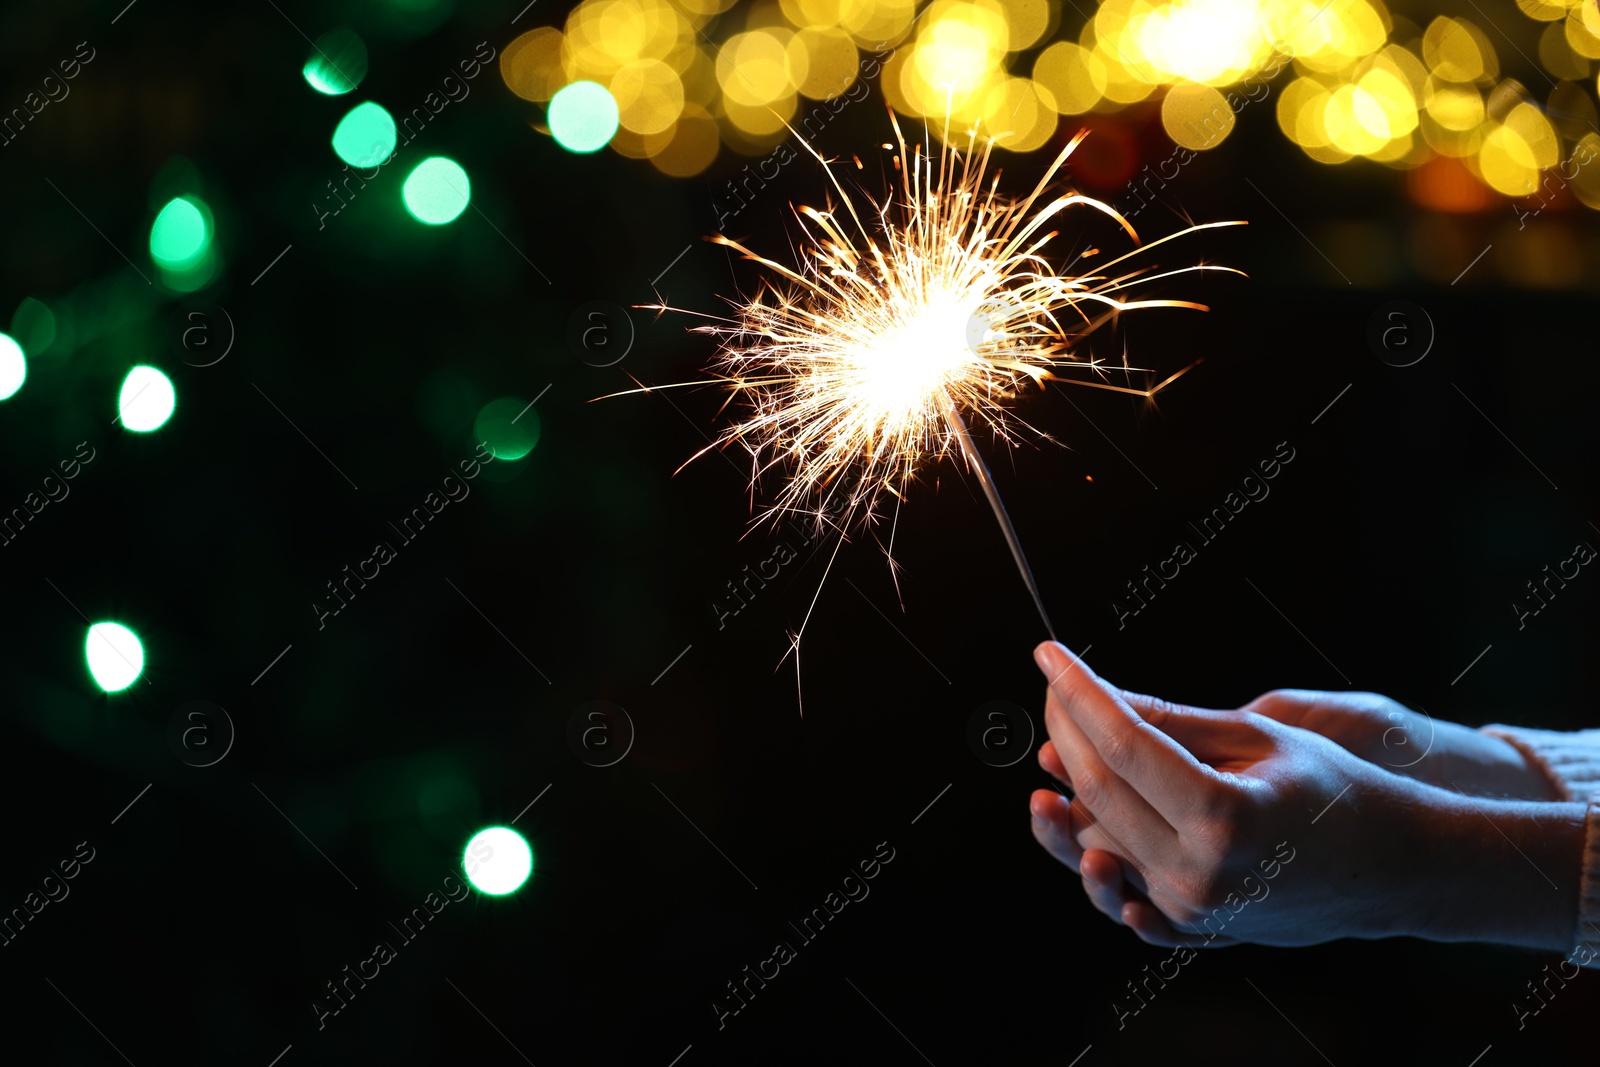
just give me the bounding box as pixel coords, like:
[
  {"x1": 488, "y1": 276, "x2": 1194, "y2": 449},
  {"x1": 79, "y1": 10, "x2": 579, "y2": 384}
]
[
  {"x1": 463, "y1": 826, "x2": 533, "y2": 896},
  {"x1": 473, "y1": 397, "x2": 540, "y2": 460},
  {"x1": 402, "y1": 157, "x2": 471, "y2": 225},
  {"x1": 159, "y1": 251, "x2": 219, "y2": 293},
  {"x1": 0, "y1": 332, "x2": 25, "y2": 400},
  {"x1": 118, "y1": 365, "x2": 176, "y2": 432},
  {"x1": 331, "y1": 102, "x2": 396, "y2": 168},
  {"x1": 10, "y1": 297, "x2": 56, "y2": 357},
  {"x1": 548, "y1": 81, "x2": 619, "y2": 154},
  {"x1": 149, "y1": 196, "x2": 213, "y2": 270},
  {"x1": 303, "y1": 29, "x2": 368, "y2": 95},
  {"x1": 85, "y1": 621, "x2": 144, "y2": 692}
]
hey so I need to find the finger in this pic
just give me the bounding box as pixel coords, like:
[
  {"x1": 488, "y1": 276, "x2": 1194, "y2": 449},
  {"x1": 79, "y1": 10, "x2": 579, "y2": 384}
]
[
  {"x1": 1038, "y1": 740, "x2": 1072, "y2": 790},
  {"x1": 1041, "y1": 684, "x2": 1176, "y2": 868},
  {"x1": 1030, "y1": 790, "x2": 1083, "y2": 873},
  {"x1": 1119, "y1": 690, "x2": 1231, "y2": 718},
  {"x1": 1239, "y1": 689, "x2": 1321, "y2": 727},
  {"x1": 1033, "y1": 790, "x2": 1136, "y2": 891},
  {"x1": 1036, "y1": 642, "x2": 1220, "y2": 827},
  {"x1": 1065, "y1": 798, "x2": 1149, "y2": 895},
  {"x1": 1122, "y1": 901, "x2": 1240, "y2": 949},
  {"x1": 1081, "y1": 848, "x2": 1132, "y2": 925},
  {"x1": 1118, "y1": 691, "x2": 1264, "y2": 764}
]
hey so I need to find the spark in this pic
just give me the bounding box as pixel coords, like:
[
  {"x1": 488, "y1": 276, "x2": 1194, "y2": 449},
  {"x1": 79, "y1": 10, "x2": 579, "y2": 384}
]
[{"x1": 624, "y1": 114, "x2": 1243, "y2": 677}]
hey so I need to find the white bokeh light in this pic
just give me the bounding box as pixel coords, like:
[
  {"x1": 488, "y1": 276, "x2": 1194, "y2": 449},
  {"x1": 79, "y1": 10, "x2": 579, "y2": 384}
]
[
  {"x1": 85, "y1": 621, "x2": 144, "y2": 692},
  {"x1": 118, "y1": 365, "x2": 176, "y2": 432},
  {"x1": 462, "y1": 826, "x2": 533, "y2": 896},
  {"x1": 0, "y1": 333, "x2": 25, "y2": 400}
]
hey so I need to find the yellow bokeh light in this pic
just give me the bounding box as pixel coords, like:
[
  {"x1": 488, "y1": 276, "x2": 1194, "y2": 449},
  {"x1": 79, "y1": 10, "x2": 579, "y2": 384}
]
[
  {"x1": 1547, "y1": 81, "x2": 1598, "y2": 140},
  {"x1": 1277, "y1": 76, "x2": 1329, "y2": 146},
  {"x1": 1515, "y1": 0, "x2": 1569, "y2": 22},
  {"x1": 563, "y1": 0, "x2": 689, "y2": 82},
  {"x1": 1376, "y1": 45, "x2": 1429, "y2": 97},
  {"x1": 980, "y1": 77, "x2": 1056, "y2": 151},
  {"x1": 1541, "y1": 21, "x2": 1591, "y2": 80},
  {"x1": 721, "y1": 91, "x2": 798, "y2": 138},
  {"x1": 1325, "y1": 84, "x2": 1389, "y2": 155},
  {"x1": 718, "y1": 30, "x2": 798, "y2": 107},
  {"x1": 1424, "y1": 79, "x2": 1484, "y2": 131},
  {"x1": 565, "y1": 2, "x2": 643, "y2": 77},
  {"x1": 779, "y1": 0, "x2": 844, "y2": 29},
  {"x1": 501, "y1": 27, "x2": 567, "y2": 103},
  {"x1": 1477, "y1": 103, "x2": 1558, "y2": 195},
  {"x1": 1501, "y1": 102, "x2": 1560, "y2": 167},
  {"x1": 1282, "y1": 0, "x2": 1388, "y2": 73},
  {"x1": 611, "y1": 58, "x2": 685, "y2": 135},
  {"x1": 790, "y1": 26, "x2": 859, "y2": 99},
  {"x1": 1566, "y1": 6, "x2": 1600, "y2": 60},
  {"x1": 1569, "y1": 132, "x2": 1600, "y2": 209},
  {"x1": 1419, "y1": 111, "x2": 1483, "y2": 157},
  {"x1": 914, "y1": 2, "x2": 1010, "y2": 92},
  {"x1": 1423, "y1": 18, "x2": 1486, "y2": 82},
  {"x1": 1354, "y1": 66, "x2": 1417, "y2": 138},
  {"x1": 651, "y1": 103, "x2": 721, "y2": 176},
  {"x1": 607, "y1": 122, "x2": 677, "y2": 159},
  {"x1": 998, "y1": 0, "x2": 1054, "y2": 51},
  {"x1": 1163, "y1": 82, "x2": 1236, "y2": 148},
  {"x1": 1033, "y1": 41, "x2": 1106, "y2": 115},
  {"x1": 839, "y1": 0, "x2": 917, "y2": 47},
  {"x1": 1138, "y1": 0, "x2": 1269, "y2": 85},
  {"x1": 1367, "y1": 129, "x2": 1418, "y2": 165},
  {"x1": 674, "y1": 0, "x2": 737, "y2": 15},
  {"x1": 679, "y1": 46, "x2": 719, "y2": 106}
]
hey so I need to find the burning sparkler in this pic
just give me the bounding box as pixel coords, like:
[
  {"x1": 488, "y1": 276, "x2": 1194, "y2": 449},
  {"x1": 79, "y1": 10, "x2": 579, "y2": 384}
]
[{"x1": 635, "y1": 114, "x2": 1243, "y2": 659}]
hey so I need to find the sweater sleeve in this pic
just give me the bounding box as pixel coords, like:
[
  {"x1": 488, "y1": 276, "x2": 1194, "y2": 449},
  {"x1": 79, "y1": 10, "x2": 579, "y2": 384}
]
[{"x1": 1481, "y1": 724, "x2": 1600, "y2": 969}]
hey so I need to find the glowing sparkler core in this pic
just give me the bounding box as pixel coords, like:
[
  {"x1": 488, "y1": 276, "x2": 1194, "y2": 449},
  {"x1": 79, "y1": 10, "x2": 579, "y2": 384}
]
[
  {"x1": 854, "y1": 286, "x2": 979, "y2": 426},
  {"x1": 638, "y1": 116, "x2": 1244, "y2": 652}
]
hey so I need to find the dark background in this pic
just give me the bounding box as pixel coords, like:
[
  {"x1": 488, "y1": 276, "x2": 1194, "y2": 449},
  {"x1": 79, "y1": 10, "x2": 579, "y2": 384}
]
[{"x1": 0, "y1": 0, "x2": 1594, "y2": 1064}]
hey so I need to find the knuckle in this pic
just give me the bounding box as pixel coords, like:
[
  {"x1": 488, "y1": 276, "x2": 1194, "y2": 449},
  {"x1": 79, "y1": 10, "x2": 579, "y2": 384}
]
[
  {"x1": 1235, "y1": 710, "x2": 1276, "y2": 737},
  {"x1": 1073, "y1": 766, "x2": 1110, "y2": 812},
  {"x1": 1249, "y1": 689, "x2": 1292, "y2": 715},
  {"x1": 1097, "y1": 729, "x2": 1134, "y2": 774}
]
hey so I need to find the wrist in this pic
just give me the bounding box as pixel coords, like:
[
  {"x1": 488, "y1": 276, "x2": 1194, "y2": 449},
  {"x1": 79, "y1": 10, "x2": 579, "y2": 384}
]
[
  {"x1": 1476, "y1": 726, "x2": 1574, "y2": 801},
  {"x1": 1405, "y1": 790, "x2": 1585, "y2": 952},
  {"x1": 1418, "y1": 722, "x2": 1561, "y2": 800}
]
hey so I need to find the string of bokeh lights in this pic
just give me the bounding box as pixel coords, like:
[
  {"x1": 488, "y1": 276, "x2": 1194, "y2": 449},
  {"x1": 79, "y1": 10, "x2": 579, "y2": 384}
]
[{"x1": 493, "y1": 0, "x2": 1600, "y2": 210}]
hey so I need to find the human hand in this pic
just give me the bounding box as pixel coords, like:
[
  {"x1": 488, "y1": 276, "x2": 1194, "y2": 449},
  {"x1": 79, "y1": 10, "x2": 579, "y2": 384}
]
[
  {"x1": 1027, "y1": 642, "x2": 1585, "y2": 953},
  {"x1": 1239, "y1": 689, "x2": 1560, "y2": 801}
]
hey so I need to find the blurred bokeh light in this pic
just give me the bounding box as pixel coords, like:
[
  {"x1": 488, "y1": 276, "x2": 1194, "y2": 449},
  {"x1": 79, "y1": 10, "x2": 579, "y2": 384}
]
[
  {"x1": 463, "y1": 826, "x2": 534, "y2": 895},
  {"x1": 85, "y1": 622, "x2": 144, "y2": 692},
  {"x1": 548, "y1": 80, "x2": 622, "y2": 153},
  {"x1": 303, "y1": 28, "x2": 370, "y2": 95},
  {"x1": 0, "y1": 333, "x2": 25, "y2": 401},
  {"x1": 474, "y1": 398, "x2": 541, "y2": 461},
  {"x1": 118, "y1": 365, "x2": 176, "y2": 433},
  {"x1": 402, "y1": 156, "x2": 472, "y2": 225},
  {"x1": 492, "y1": 0, "x2": 1600, "y2": 251},
  {"x1": 332, "y1": 101, "x2": 398, "y2": 168}
]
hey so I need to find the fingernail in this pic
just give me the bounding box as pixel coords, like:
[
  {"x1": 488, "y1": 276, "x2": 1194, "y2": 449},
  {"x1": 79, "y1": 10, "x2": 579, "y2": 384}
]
[
  {"x1": 1031, "y1": 814, "x2": 1047, "y2": 832},
  {"x1": 1033, "y1": 641, "x2": 1064, "y2": 677}
]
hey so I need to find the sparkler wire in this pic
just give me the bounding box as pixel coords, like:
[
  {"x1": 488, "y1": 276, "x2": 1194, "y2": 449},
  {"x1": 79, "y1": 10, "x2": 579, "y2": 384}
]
[{"x1": 936, "y1": 388, "x2": 1057, "y2": 641}]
